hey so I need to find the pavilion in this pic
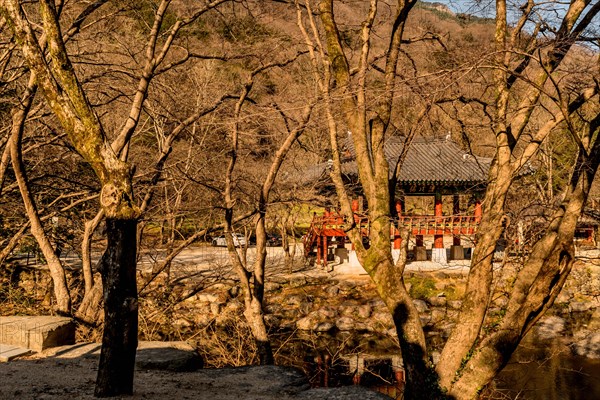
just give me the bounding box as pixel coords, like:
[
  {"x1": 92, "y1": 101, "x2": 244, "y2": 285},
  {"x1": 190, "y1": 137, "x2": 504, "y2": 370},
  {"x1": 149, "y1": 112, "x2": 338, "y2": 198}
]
[{"x1": 303, "y1": 135, "x2": 492, "y2": 268}]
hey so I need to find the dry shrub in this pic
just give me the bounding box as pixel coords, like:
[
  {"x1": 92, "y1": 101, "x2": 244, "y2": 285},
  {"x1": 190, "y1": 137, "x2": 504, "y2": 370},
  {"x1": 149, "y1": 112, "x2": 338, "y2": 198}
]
[{"x1": 193, "y1": 317, "x2": 258, "y2": 368}]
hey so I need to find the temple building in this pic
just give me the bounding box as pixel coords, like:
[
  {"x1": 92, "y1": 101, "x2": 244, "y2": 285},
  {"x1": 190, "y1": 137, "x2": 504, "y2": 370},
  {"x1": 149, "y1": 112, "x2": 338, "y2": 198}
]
[{"x1": 302, "y1": 135, "x2": 492, "y2": 269}]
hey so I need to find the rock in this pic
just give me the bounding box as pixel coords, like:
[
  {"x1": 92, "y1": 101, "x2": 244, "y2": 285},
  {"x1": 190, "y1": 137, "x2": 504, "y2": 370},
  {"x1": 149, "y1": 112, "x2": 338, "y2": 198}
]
[
  {"x1": 285, "y1": 294, "x2": 304, "y2": 307},
  {"x1": 228, "y1": 286, "x2": 240, "y2": 297},
  {"x1": 296, "y1": 314, "x2": 317, "y2": 331},
  {"x1": 413, "y1": 299, "x2": 429, "y2": 313},
  {"x1": 223, "y1": 299, "x2": 243, "y2": 314},
  {"x1": 370, "y1": 312, "x2": 394, "y2": 329},
  {"x1": 318, "y1": 307, "x2": 337, "y2": 319},
  {"x1": 314, "y1": 322, "x2": 335, "y2": 332},
  {"x1": 439, "y1": 323, "x2": 455, "y2": 338},
  {"x1": 430, "y1": 309, "x2": 446, "y2": 324},
  {"x1": 428, "y1": 296, "x2": 447, "y2": 307},
  {"x1": 290, "y1": 277, "x2": 307, "y2": 288},
  {"x1": 430, "y1": 351, "x2": 441, "y2": 365},
  {"x1": 325, "y1": 285, "x2": 340, "y2": 296},
  {"x1": 369, "y1": 299, "x2": 386, "y2": 309},
  {"x1": 173, "y1": 318, "x2": 193, "y2": 329},
  {"x1": 535, "y1": 316, "x2": 566, "y2": 340},
  {"x1": 357, "y1": 305, "x2": 372, "y2": 318},
  {"x1": 265, "y1": 282, "x2": 282, "y2": 292},
  {"x1": 448, "y1": 300, "x2": 462, "y2": 309},
  {"x1": 299, "y1": 302, "x2": 312, "y2": 315},
  {"x1": 197, "y1": 293, "x2": 219, "y2": 303},
  {"x1": 572, "y1": 332, "x2": 600, "y2": 359},
  {"x1": 340, "y1": 305, "x2": 356, "y2": 317},
  {"x1": 135, "y1": 341, "x2": 203, "y2": 372},
  {"x1": 571, "y1": 302, "x2": 594, "y2": 313},
  {"x1": 336, "y1": 317, "x2": 356, "y2": 331},
  {"x1": 210, "y1": 302, "x2": 221, "y2": 315}
]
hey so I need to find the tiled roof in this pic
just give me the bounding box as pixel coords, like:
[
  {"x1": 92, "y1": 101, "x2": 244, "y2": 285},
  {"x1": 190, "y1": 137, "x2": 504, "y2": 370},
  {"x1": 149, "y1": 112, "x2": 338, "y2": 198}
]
[{"x1": 340, "y1": 136, "x2": 492, "y2": 185}]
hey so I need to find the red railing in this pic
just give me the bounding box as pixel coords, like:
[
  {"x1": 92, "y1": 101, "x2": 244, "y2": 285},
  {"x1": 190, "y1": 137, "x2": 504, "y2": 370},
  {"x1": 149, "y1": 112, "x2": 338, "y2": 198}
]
[
  {"x1": 304, "y1": 212, "x2": 481, "y2": 255},
  {"x1": 397, "y1": 215, "x2": 480, "y2": 236}
]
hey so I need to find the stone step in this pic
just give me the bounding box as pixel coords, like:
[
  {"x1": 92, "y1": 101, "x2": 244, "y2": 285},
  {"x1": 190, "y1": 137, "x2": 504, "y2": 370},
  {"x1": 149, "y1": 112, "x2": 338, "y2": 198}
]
[
  {"x1": 0, "y1": 344, "x2": 31, "y2": 362},
  {"x1": 0, "y1": 316, "x2": 75, "y2": 352}
]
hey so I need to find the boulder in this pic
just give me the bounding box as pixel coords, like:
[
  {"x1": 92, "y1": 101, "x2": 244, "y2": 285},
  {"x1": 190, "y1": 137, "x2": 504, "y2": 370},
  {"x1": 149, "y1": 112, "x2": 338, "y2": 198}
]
[
  {"x1": 448, "y1": 300, "x2": 462, "y2": 310},
  {"x1": 427, "y1": 296, "x2": 447, "y2": 307},
  {"x1": 357, "y1": 305, "x2": 372, "y2": 319},
  {"x1": 572, "y1": 332, "x2": 600, "y2": 359},
  {"x1": 290, "y1": 277, "x2": 307, "y2": 288},
  {"x1": 336, "y1": 317, "x2": 356, "y2": 331},
  {"x1": 570, "y1": 302, "x2": 594, "y2": 313},
  {"x1": 325, "y1": 285, "x2": 340, "y2": 296},
  {"x1": 265, "y1": 282, "x2": 282, "y2": 292},
  {"x1": 314, "y1": 322, "x2": 335, "y2": 332},
  {"x1": 535, "y1": 316, "x2": 566, "y2": 340},
  {"x1": 412, "y1": 299, "x2": 429, "y2": 313},
  {"x1": 136, "y1": 341, "x2": 203, "y2": 372},
  {"x1": 285, "y1": 294, "x2": 304, "y2": 307}
]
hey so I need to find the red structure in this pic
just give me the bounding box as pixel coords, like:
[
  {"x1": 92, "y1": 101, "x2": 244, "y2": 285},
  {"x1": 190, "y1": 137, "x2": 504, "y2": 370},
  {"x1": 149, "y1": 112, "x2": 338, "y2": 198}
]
[{"x1": 303, "y1": 136, "x2": 491, "y2": 266}]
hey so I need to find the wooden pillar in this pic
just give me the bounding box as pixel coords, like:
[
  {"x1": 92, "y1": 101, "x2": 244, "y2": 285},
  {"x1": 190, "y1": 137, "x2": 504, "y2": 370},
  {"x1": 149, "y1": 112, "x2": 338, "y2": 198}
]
[
  {"x1": 453, "y1": 194, "x2": 461, "y2": 246},
  {"x1": 432, "y1": 192, "x2": 447, "y2": 263},
  {"x1": 316, "y1": 234, "x2": 322, "y2": 266},
  {"x1": 416, "y1": 235, "x2": 424, "y2": 246},
  {"x1": 393, "y1": 199, "x2": 402, "y2": 249},
  {"x1": 322, "y1": 235, "x2": 328, "y2": 268},
  {"x1": 474, "y1": 197, "x2": 482, "y2": 223},
  {"x1": 450, "y1": 194, "x2": 464, "y2": 260},
  {"x1": 434, "y1": 192, "x2": 444, "y2": 249}
]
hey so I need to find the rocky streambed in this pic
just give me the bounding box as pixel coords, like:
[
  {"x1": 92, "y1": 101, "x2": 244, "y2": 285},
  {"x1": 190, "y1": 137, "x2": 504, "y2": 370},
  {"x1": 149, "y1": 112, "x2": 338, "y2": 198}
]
[{"x1": 166, "y1": 263, "x2": 599, "y2": 362}]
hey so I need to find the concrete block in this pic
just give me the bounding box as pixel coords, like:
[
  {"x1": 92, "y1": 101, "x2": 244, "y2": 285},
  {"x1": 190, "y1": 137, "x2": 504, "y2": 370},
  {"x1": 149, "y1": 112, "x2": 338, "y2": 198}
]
[
  {"x1": 413, "y1": 246, "x2": 427, "y2": 261},
  {"x1": 450, "y1": 245, "x2": 464, "y2": 260},
  {"x1": 432, "y1": 248, "x2": 447, "y2": 264},
  {"x1": 0, "y1": 316, "x2": 74, "y2": 352}
]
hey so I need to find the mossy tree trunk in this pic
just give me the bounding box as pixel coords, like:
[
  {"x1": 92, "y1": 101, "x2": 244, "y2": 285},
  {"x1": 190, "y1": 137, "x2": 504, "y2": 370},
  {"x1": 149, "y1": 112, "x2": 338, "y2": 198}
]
[
  {"x1": 297, "y1": 1, "x2": 439, "y2": 397},
  {"x1": 0, "y1": 0, "x2": 139, "y2": 396},
  {"x1": 435, "y1": 0, "x2": 600, "y2": 398},
  {"x1": 296, "y1": 0, "x2": 600, "y2": 398}
]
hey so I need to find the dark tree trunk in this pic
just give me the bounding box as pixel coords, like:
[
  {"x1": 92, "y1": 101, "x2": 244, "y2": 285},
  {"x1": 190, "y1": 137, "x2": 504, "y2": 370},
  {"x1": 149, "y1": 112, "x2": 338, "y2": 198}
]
[
  {"x1": 95, "y1": 218, "x2": 138, "y2": 397},
  {"x1": 257, "y1": 340, "x2": 274, "y2": 365}
]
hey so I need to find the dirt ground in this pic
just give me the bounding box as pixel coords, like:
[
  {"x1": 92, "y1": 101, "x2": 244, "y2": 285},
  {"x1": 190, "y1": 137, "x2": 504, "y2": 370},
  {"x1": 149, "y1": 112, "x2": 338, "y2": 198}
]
[{"x1": 0, "y1": 350, "x2": 386, "y2": 400}]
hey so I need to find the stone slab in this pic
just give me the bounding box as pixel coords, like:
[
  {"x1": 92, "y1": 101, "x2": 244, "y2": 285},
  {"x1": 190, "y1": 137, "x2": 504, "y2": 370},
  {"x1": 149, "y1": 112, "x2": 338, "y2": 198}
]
[
  {"x1": 0, "y1": 344, "x2": 31, "y2": 362},
  {"x1": 38, "y1": 341, "x2": 202, "y2": 371},
  {"x1": 136, "y1": 341, "x2": 203, "y2": 371},
  {"x1": 0, "y1": 316, "x2": 74, "y2": 352}
]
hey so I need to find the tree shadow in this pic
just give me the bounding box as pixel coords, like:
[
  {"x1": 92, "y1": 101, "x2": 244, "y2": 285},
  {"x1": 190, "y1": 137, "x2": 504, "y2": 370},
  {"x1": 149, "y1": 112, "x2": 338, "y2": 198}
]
[{"x1": 392, "y1": 302, "x2": 454, "y2": 400}]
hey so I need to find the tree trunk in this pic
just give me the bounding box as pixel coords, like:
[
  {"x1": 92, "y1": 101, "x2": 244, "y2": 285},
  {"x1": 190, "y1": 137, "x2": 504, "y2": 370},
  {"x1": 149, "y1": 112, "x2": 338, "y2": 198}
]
[
  {"x1": 365, "y1": 242, "x2": 443, "y2": 399},
  {"x1": 75, "y1": 276, "x2": 103, "y2": 326},
  {"x1": 95, "y1": 218, "x2": 138, "y2": 397},
  {"x1": 244, "y1": 297, "x2": 274, "y2": 365},
  {"x1": 82, "y1": 209, "x2": 104, "y2": 296},
  {"x1": 9, "y1": 81, "x2": 71, "y2": 314},
  {"x1": 436, "y1": 163, "x2": 512, "y2": 388}
]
